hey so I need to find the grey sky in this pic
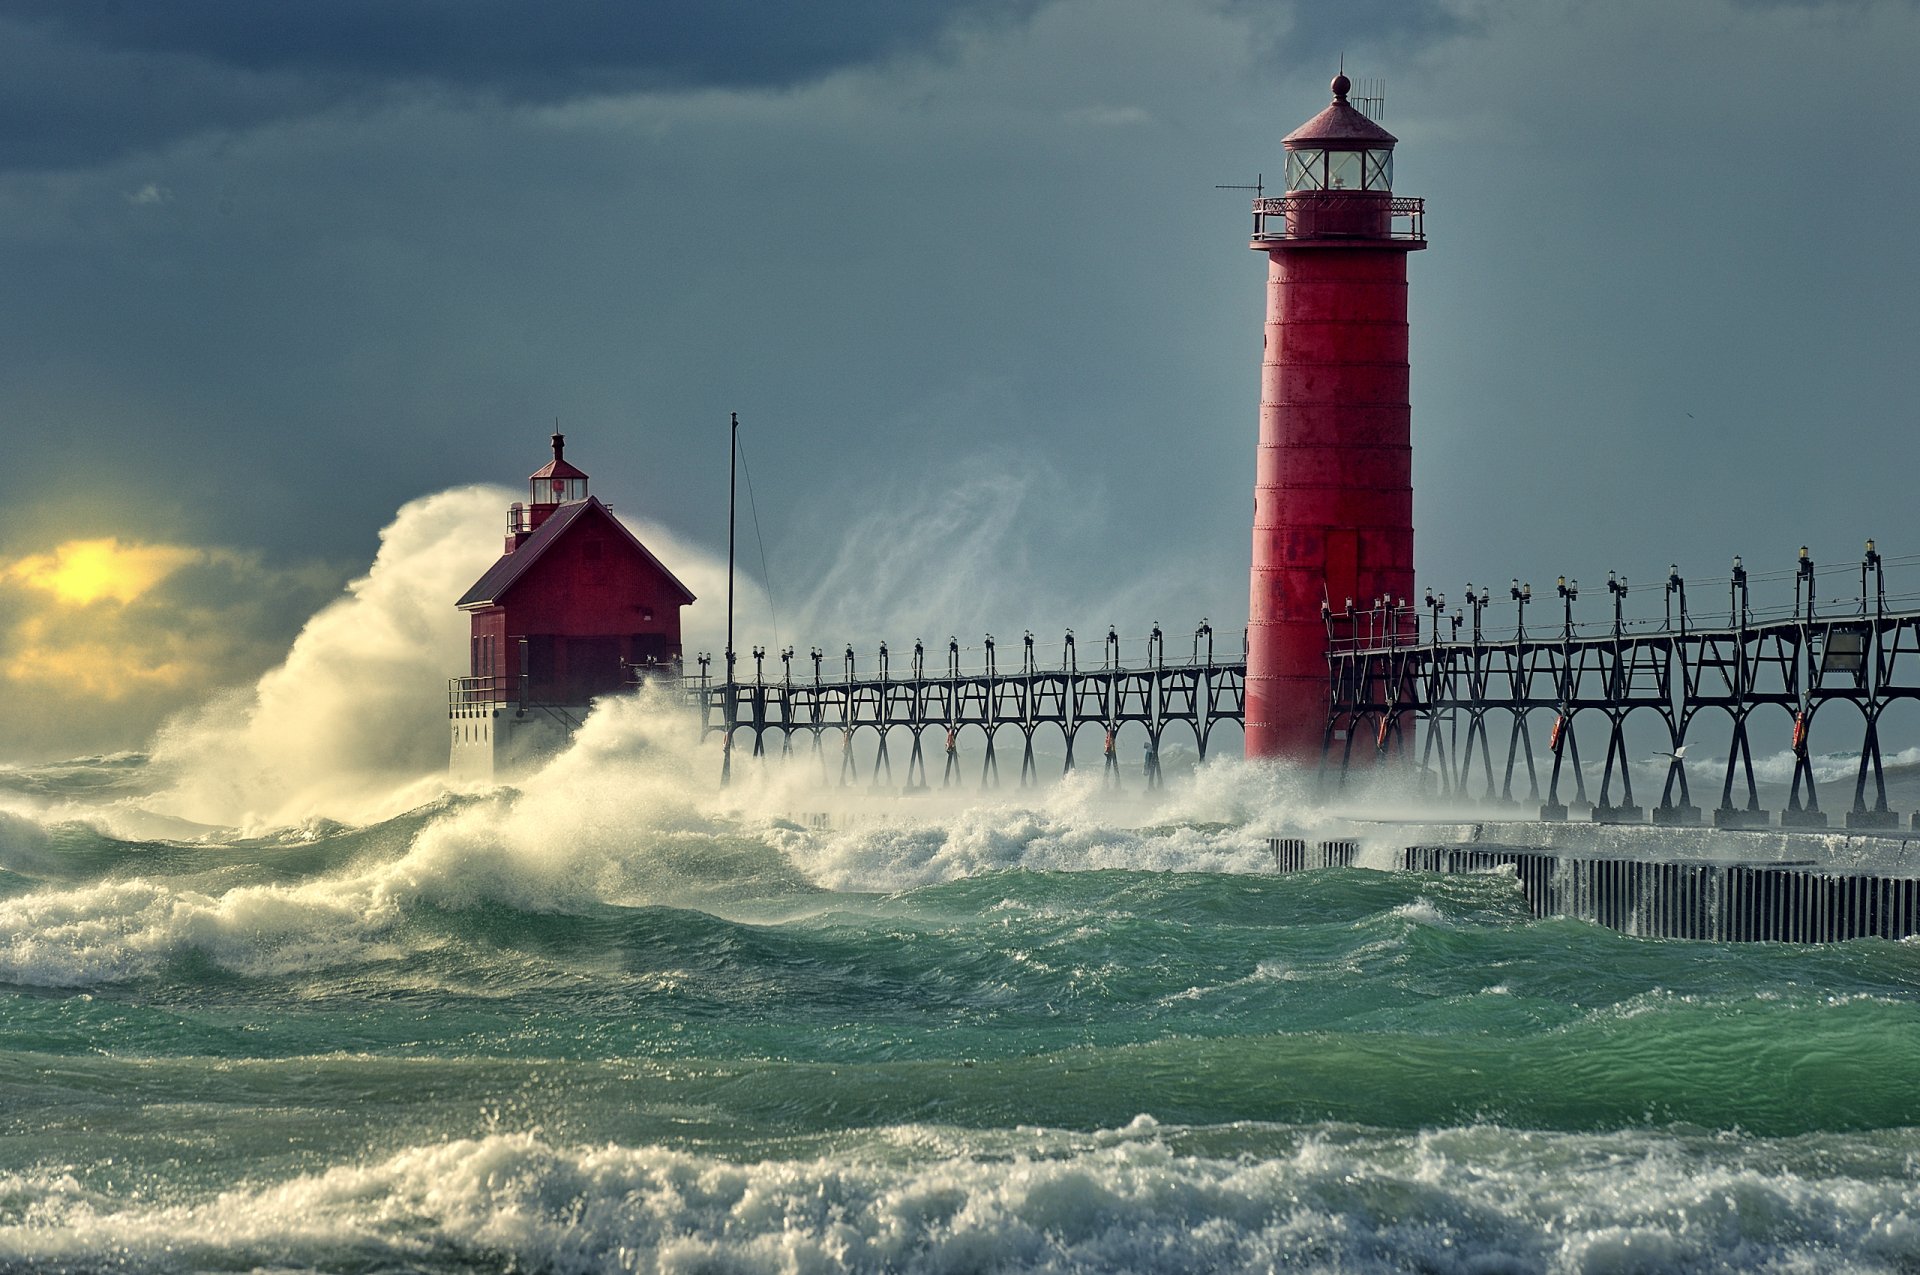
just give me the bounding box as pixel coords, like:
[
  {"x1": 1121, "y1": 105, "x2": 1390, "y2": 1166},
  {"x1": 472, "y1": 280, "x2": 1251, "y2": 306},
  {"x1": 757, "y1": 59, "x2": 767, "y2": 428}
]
[{"x1": 2, "y1": 0, "x2": 1916, "y2": 756}]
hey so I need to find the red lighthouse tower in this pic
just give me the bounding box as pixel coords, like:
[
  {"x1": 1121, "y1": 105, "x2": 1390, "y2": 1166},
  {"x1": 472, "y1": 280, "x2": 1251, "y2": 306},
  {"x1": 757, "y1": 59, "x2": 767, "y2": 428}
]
[
  {"x1": 450, "y1": 434, "x2": 696, "y2": 780},
  {"x1": 1245, "y1": 74, "x2": 1425, "y2": 759}
]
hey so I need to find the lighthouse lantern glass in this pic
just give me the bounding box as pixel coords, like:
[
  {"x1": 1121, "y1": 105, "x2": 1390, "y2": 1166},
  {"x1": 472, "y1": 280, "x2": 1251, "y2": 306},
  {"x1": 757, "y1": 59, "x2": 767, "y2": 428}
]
[
  {"x1": 1285, "y1": 147, "x2": 1392, "y2": 193},
  {"x1": 535, "y1": 476, "x2": 586, "y2": 504},
  {"x1": 1286, "y1": 149, "x2": 1324, "y2": 190}
]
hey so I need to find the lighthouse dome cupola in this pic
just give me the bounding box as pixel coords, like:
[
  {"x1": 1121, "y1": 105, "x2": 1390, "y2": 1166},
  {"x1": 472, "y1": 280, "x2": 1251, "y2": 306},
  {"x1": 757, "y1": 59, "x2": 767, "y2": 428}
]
[
  {"x1": 1282, "y1": 74, "x2": 1398, "y2": 193},
  {"x1": 529, "y1": 432, "x2": 588, "y2": 508}
]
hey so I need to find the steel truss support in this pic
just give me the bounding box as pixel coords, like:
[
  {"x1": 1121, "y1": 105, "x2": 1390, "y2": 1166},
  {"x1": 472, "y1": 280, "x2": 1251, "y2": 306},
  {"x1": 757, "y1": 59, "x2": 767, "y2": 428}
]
[{"x1": 1323, "y1": 601, "x2": 1920, "y2": 828}]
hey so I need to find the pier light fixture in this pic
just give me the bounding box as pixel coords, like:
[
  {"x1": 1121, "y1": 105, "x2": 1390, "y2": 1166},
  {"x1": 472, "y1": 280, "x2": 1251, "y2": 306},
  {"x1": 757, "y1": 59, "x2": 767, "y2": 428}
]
[
  {"x1": 1796, "y1": 547, "x2": 1817, "y2": 619},
  {"x1": 1606, "y1": 573, "x2": 1628, "y2": 633},
  {"x1": 1558, "y1": 577, "x2": 1579, "y2": 635},
  {"x1": 1864, "y1": 540, "x2": 1884, "y2": 615}
]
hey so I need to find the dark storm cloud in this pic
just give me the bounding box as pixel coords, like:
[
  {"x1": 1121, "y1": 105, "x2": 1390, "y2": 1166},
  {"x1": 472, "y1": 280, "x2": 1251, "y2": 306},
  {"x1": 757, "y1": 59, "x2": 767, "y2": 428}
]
[
  {"x1": 0, "y1": 0, "x2": 1038, "y2": 170},
  {"x1": 1226, "y1": 0, "x2": 1477, "y2": 65}
]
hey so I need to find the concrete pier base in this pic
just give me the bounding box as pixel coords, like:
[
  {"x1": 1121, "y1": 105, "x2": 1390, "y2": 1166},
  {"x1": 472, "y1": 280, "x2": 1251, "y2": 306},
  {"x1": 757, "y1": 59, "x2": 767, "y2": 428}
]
[
  {"x1": 1779, "y1": 808, "x2": 1829, "y2": 829},
  {"x1": 1265, "y1": 822, "x2": 1920, "y2": 943},
  {"x1": 1653, "y1": 804, "x2": 1703, "y2": 826},
  {"x1": 1714, "y1": 807, "x2": 1771, "y2": 829},
  {"x1": 1593, "y1": 805, "x2": 1645, "y2": 825},
  {"x1": 1848, "y1": 809, "x2": 1900, "y2": 830}
]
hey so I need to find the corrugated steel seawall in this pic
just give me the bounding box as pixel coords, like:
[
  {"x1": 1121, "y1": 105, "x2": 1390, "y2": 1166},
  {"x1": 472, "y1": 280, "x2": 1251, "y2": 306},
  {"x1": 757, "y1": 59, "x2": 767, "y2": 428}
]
[{"x1": 1269, "y1": 837, "x2": 1920, "y2": 942}]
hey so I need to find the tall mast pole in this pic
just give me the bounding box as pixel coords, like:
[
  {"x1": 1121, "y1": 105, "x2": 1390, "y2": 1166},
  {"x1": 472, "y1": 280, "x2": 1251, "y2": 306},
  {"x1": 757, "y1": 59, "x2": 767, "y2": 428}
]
[{"x1": 723, "y1": 412, "x2": 738, "y2": 785}]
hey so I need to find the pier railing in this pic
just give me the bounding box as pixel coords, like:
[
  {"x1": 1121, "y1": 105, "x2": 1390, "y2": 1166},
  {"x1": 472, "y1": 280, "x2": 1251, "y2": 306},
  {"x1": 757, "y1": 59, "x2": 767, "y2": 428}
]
[
  {"x1": 1328, "y1": 551, "x2": 1920, "y2": 829},
  {"x1": 688, "y1": 627, "x2": 1246, "y2": 789}
]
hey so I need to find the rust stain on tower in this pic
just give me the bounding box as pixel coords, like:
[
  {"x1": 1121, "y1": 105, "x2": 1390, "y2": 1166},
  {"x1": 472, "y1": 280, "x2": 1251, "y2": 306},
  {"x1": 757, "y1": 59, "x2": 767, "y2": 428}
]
[{"x1": 1245, "y1": 73, "x2": 1426, "y2": 759}]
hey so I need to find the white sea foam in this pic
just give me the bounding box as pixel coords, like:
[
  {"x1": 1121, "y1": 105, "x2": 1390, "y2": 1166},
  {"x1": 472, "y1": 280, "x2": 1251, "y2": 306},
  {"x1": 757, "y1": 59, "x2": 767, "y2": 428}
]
[
  {"x1": 0, "y1": 874, "x2": 403, "y2": 987},
  {"x1": 1, "y1": 1123, "x2": 1916, "y2": 1273},
  {"x1": 0, "y1": 703, "x2": 1343, "y2": 987}
]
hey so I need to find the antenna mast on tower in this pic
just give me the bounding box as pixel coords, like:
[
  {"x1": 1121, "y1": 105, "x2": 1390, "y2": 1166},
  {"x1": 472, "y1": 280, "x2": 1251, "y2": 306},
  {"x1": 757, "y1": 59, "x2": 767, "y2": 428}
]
[{"x1": 1351, "y1": 78, "x2": 1386, "y2": 121}]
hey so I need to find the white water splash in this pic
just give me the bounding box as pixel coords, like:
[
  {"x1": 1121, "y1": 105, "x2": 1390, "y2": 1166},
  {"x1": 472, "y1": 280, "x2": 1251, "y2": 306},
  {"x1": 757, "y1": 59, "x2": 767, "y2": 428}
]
[{"x1": 2, "y1": 1123, "x2": 1917, "y2": 1274}]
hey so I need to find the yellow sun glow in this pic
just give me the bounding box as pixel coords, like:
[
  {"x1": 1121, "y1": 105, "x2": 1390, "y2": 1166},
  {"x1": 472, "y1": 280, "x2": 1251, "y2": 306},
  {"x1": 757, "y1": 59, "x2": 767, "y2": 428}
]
[{"x1": 5, "y1": 538, "x2": 200, "y2": 605}]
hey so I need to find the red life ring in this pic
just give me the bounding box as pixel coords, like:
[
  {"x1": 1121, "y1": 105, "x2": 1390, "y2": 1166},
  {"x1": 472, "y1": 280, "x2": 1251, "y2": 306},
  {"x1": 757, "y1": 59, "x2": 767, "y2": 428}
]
[
  {"x1": 1548, "y1": 713, "x2": 1566, "y2": 756},
  {"x1": 945, "y1": 727, "x2": 957, "y2": 754},
  {"x1": 1103, "y1": 728, "x2": 1116, "y2": 756},
  {"x1": 1791, "y1": 711, "x2": 1809, "y2": 759}
]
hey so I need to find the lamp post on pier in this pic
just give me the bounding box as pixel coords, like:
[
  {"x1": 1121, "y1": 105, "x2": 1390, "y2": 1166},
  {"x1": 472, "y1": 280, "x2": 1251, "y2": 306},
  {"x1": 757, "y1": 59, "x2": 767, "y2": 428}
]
[
  {"x1": 1666, "y1": 565, "x2": 1687, "y2": 636},
  {"x1": 1730, "y1": 557, "x2": 1748, "y2": 628},
  {"x1": 1606, "y1": 572, "x2": 1628, "y2": 637},
  {"x1": 1424, "y1": 589, "x2": 1446, "y2": 646},
  {"x1": 1863, "y1": 539, "x2": 1883, "y2": 617},
  {"x1": 1512, "y1": 579, "x2": 1531, "y2": 641},
  {"x1": 1558, "y1": 576, "x2": 1579, "y2": 638}
]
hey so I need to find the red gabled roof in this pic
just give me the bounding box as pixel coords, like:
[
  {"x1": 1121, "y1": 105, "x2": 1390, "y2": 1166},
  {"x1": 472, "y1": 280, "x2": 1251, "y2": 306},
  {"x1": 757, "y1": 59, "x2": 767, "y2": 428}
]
[{"x1": 456, "y1": 496, "x2": 697, "y2": 610}]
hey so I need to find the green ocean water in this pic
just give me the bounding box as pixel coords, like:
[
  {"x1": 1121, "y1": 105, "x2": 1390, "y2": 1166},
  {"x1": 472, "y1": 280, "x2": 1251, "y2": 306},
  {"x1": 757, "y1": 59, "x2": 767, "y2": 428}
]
[{"x1": 3, "y1": 750, "x2": 1920, "y2": 1273}]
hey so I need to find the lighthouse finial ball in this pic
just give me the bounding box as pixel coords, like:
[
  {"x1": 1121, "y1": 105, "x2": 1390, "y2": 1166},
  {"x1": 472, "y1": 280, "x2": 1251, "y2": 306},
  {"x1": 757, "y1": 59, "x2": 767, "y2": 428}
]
[{"x1": 1331, "y1": 72, "x2": 1351, "y2": 100}]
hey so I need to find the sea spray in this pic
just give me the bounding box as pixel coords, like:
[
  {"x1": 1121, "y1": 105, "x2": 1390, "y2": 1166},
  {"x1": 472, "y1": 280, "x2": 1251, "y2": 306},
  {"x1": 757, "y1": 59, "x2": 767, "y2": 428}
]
[
  {"x1": 141, "y1": 486, "x2": 509, "y2": 831},
  {"x1": 130, "y1": 485, "x2": 766, "y2": 833}
]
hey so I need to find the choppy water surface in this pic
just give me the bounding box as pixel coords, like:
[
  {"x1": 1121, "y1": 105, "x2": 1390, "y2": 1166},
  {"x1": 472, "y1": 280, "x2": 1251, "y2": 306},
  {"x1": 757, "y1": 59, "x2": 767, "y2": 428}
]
[{"x1": 3, "y1": 720, "x2": 1919, "y2": 1273}]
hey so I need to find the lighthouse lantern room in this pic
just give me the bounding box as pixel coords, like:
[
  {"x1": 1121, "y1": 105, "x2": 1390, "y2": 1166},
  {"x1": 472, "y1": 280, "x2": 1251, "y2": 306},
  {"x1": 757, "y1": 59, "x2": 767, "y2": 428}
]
[{"x1": 451, "y1": 434, "x2": 696, "y2": 781}]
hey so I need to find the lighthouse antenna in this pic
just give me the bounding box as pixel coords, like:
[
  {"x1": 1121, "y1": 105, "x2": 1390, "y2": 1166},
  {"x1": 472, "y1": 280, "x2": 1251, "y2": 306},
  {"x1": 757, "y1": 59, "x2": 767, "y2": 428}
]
[
  {"x1": 723, "y1": 411, "x2": 738, "y2": 786},
  {"x1": 1353, "y1": 78, "x2": 1386, "y2": 121}
]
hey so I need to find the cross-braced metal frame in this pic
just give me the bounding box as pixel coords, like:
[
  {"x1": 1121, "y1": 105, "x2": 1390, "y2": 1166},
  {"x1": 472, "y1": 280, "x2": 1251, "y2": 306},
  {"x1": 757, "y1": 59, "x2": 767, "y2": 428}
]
[
  {"x1": 688, "y1": 625, "x2": 1245, "y2": 789},
  {"x1": 1327, "y1": 553, "x2": 1920, "y2": 829}
]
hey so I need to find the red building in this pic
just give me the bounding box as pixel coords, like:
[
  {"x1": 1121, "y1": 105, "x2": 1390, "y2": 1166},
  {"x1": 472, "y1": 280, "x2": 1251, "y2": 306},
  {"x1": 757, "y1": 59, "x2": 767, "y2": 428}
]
[
  {"x1": 450, "y1": 435, "x2": 695, "y2": 779},
  {"x1": 1245, "y1": 74, "x2": 1425, "y2": 759}
]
